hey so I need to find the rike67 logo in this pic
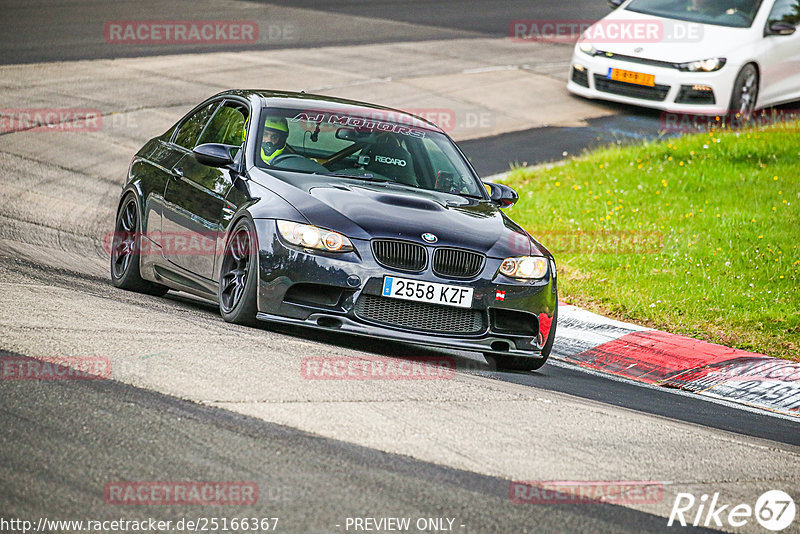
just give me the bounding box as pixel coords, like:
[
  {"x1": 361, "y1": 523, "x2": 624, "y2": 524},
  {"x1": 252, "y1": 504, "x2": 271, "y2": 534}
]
[{"x1": 668, "y1": 490, "x2": 796, "y2": 531}]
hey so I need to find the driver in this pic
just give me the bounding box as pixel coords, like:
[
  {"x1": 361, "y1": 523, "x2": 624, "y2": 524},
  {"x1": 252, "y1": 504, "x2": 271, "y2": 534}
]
[{"x1": 261, "y1": 116, "x2": 289, "y2": 164}]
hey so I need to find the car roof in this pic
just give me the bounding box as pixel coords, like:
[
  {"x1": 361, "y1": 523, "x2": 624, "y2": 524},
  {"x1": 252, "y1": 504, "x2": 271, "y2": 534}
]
[{"x1": 212, "y1": 89, "x2": 445, "y2": 133}]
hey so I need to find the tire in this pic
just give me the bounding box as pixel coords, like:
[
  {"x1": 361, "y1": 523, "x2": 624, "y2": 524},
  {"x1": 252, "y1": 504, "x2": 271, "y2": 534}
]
[
  {"x1": 728, "y1": 64, "x2": 759, "y2": 119},
  {"x1": 487, "y1": 306, "x2": 558, "y2": 372},
  {"x1": 110, "y1": 194, "x2": 169, "y2": 296},
  {"x1": 218, "y1": 216, "x2": 260, "y2": 326}
]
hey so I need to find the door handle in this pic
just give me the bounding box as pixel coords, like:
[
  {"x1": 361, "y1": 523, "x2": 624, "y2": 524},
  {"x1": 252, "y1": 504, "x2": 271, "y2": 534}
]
[{"x1": 172, "y1": 167, "x2": 184, "y2": 178}]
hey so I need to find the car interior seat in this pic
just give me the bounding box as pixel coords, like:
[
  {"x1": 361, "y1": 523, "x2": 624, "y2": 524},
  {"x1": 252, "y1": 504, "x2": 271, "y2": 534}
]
[{"x1": 364, "y1": 140, "x2": 418, "y2": 187}]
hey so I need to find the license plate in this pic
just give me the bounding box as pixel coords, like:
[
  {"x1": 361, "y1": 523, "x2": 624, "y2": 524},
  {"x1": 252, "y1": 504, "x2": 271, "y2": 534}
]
[
  {"x1": 608, "y1": 68, "x2": 655, "y2": 87},
  {"x1": 381, "y1": 276, "x2": 474, "y2": 309}
]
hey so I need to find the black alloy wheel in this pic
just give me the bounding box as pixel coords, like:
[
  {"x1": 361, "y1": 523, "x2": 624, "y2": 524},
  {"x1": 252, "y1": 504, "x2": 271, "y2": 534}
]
[
  {"x1": 219, "y1": 217, "x2": 259, "y2": 325},
  {"x1": 110, "y1": 194, "x2": 168, "y2": 296}
]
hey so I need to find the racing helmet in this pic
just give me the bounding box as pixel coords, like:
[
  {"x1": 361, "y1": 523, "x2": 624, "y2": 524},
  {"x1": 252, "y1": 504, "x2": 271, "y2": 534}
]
[{"x1": 262, "y1": 116, "x2": 289, "y2": 157}]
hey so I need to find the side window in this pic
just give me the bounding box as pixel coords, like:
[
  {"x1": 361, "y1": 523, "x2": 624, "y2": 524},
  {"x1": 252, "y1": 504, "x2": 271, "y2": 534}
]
[
  {"x1": 173, "y1": 102, "x2": 218, "y2": 150},
  {"x1": 768, "y1": 0, "x2": 800, "y2": 26},
  {"x1": 197, "y1": 102, "x2": 249, "y2": 146}
]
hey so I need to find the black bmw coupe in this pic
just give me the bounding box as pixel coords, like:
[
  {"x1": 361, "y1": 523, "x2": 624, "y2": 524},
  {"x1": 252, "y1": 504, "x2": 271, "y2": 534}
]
[{"x1": 110, "y1": 90, "x2": 557, "y2": 370}]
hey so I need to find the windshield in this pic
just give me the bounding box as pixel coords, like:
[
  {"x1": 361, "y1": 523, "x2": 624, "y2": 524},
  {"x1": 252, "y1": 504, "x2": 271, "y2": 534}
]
[
  {"x1": 253, "y1": 107, "x2": 486, "y2": 198},
  {"x1": 625, "y1": 0, "x2": 764, "y2": 27}
]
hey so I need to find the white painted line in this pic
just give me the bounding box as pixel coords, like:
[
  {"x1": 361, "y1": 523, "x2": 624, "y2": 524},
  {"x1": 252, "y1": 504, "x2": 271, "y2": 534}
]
[{"x1": 462, "y1": 65, "x2": 520, "y2": 74}]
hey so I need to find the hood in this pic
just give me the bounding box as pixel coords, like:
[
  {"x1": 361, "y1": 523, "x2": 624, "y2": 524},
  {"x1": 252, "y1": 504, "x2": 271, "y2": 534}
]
[
  {"x1": 250, "y1": 169, "x2": 549, "y2": 259},
  {"x1": 584, "y1": 8, "x2": 758, "y2": 63}
]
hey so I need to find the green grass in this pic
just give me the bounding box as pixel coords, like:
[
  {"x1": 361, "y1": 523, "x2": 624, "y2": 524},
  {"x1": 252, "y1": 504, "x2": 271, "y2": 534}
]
[{"x1": 505, "y1": 122, "x2": 799, "y2": 360}]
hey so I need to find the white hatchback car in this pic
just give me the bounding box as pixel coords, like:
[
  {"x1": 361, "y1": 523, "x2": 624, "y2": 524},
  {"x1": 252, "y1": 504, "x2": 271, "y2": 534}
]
[{"x1": 567, "y1": 0, "x2": 800, "y2": 115}]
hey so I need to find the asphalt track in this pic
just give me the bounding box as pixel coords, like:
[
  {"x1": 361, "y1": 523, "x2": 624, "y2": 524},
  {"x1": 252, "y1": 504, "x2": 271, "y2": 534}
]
[
  {"x1": 0, "y1": 0, "x2": 608, "y2": 64},
  {"x1": 2, "y1": 350, "x2": 719, "y2": 534},
  {"x1": 461, "y1": 112, "x2": 666, "y2": 176},
  {"x1": 1, "y1": 1, "x2": 799, "y2": 533}
]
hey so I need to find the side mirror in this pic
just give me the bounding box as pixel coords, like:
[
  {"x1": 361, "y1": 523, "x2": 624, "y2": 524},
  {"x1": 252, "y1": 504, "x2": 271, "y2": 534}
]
[
  {"x1": 765, "y1": 21, "x2": 796, "y2": 36},
  {"x1": 485, "y1": 182, "x2": 519, "y2": 208},
  {"x1": 193, "y1": 143, "x2": 235, "y2": 167},
  {"x1": 608, "y1": 0, "x2": 625, "y2": 8}
]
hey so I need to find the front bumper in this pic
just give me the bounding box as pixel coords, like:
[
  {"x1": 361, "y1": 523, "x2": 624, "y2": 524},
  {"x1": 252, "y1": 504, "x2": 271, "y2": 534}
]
[
  {"x1": 252, "y1": 219, "x2": 557, "y2": 358},
  {"x1": 567, "y1": 48, "x2": 738, "y2": 115}
]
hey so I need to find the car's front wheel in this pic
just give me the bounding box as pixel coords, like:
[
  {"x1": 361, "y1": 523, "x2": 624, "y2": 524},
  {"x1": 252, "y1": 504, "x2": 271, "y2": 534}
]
[
  {"x1": 110, "y1": 194, "x2": 169, "y2": 296},
  {"x1": 218, "y1": 217, "x2": 259, "y2": 326},
  {"x1": 728, "y1": 64, "x2": 759, "y2": 119},
  {"x1": 486, "y1": 307, "x2": 558, "y2": 372}
]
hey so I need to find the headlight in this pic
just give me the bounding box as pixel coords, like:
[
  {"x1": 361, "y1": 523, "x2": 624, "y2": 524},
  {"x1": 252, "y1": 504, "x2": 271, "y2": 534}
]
[
  {"x1": 677, "y1": 58, "x2": 726, "y2": 72},
  {"x1": 499, "y1": 256, "x2": 548, "y2": 279},
  {"x1": 578, "y1": 41, "x2": 596, "y2": 55},
  {"x1": 276, "y1": 220, "x2": 353, "y2": 252}
]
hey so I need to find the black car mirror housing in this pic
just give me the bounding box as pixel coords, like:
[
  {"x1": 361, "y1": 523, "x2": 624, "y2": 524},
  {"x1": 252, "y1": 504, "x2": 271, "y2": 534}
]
[
  {"x1": 193, "y1": 143, "x2": 236, "y2": 167},
  {"x1": 765, "y1": 21, "x2": 796, "y2": 36},
  {"x1": 608, "y1": 0, "x2": 625, "y2": 9},
  {"x1": 484, "y1": 182, "x2": 519, "y2": 208}
]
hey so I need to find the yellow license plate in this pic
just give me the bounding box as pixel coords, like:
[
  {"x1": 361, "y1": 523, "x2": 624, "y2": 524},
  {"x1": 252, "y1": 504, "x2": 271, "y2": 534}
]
[{"x1": 608, "y1": 68, "x2": 655, "y2": 87}]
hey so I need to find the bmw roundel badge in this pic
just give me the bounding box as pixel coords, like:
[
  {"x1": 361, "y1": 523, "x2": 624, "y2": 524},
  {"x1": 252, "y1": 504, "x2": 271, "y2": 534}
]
[{"x1": 422, "y1": 232, "x2": 438, "y2": 243}]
